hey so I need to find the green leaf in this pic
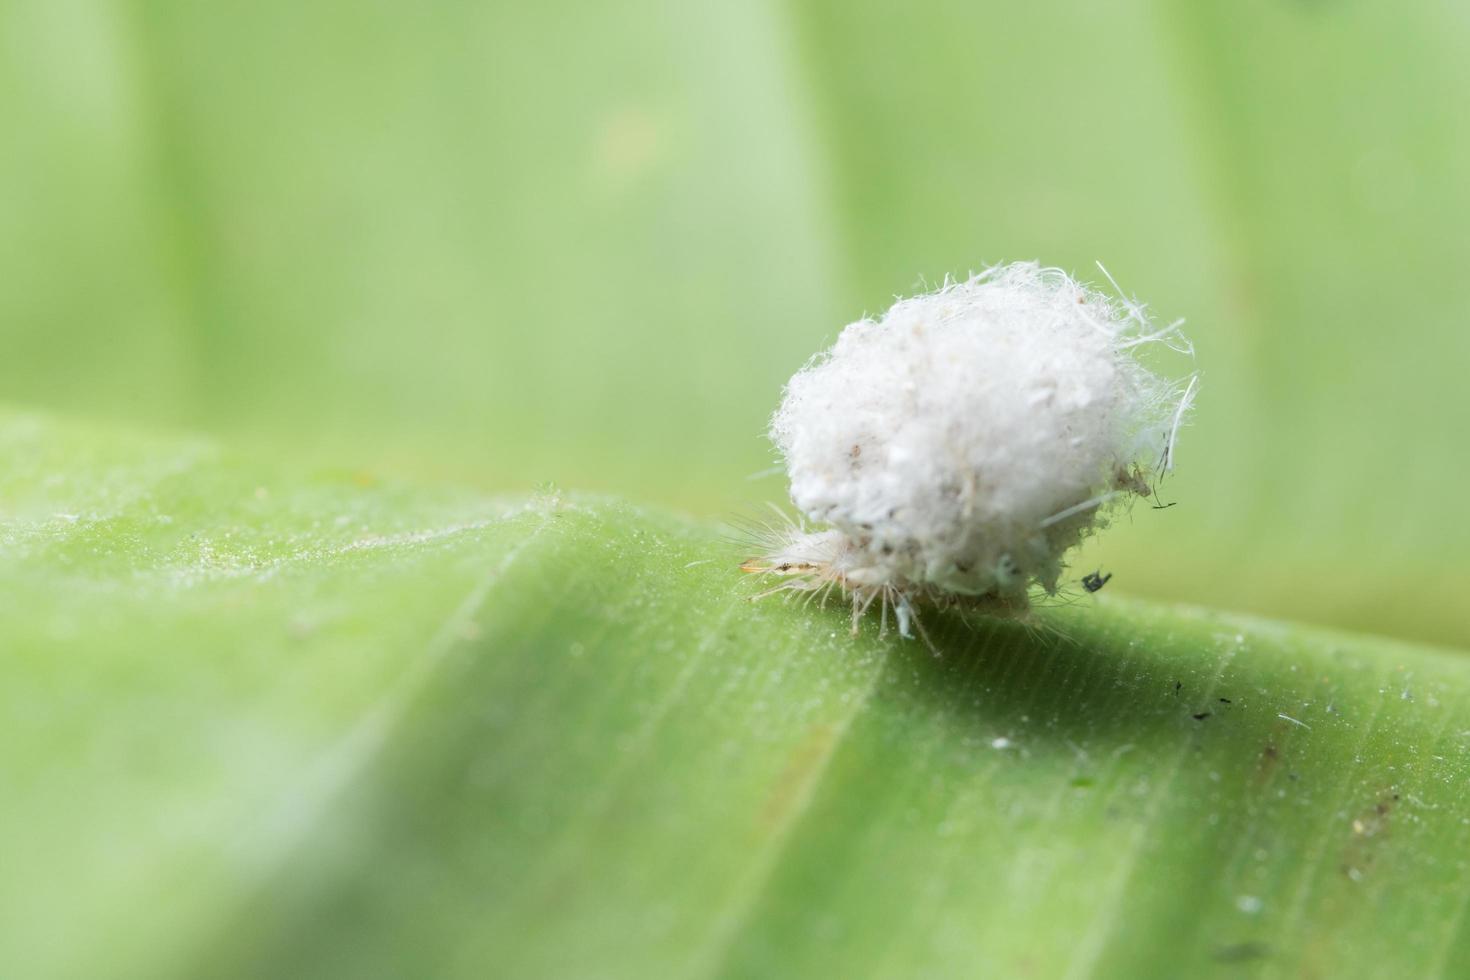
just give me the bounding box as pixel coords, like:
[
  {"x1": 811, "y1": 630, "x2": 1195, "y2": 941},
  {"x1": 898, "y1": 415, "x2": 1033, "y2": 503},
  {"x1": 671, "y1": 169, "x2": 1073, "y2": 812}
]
[
  {"x1": 6, "y1": 411, "x2": 1469, "y2": 979},
  {"x1": 4, "y1": 1, "x2": 1468, "y2": 645}
]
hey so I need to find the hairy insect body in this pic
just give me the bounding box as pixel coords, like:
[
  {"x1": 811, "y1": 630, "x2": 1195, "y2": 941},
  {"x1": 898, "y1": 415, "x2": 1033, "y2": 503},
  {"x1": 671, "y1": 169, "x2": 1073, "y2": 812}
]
[{"x1": 742, "y1": 261, "x2": 1195, "y2": 647}]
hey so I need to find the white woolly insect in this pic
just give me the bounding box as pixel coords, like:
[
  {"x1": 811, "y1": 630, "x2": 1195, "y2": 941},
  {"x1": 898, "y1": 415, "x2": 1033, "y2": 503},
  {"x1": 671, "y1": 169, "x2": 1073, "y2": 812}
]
[{"x1": 741, "y1": 260, "x2": 1197, "y2": 647}]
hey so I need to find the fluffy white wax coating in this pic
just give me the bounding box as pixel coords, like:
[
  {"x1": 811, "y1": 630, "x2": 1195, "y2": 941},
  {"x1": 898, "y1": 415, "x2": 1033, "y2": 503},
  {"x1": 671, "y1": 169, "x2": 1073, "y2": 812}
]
[{"x1": 770, "y1": 262, "x2": 1184, "y2": 601}]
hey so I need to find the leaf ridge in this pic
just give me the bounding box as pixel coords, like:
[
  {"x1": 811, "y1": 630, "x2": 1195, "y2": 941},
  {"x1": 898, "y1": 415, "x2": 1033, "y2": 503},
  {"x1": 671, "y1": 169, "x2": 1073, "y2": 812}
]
[
  {"x1": 689, "y1": 645, "x2": 891, "y2": 979},
  {"x1": 1062, "y1": 640, "x2": 1240, "y2": 979}
]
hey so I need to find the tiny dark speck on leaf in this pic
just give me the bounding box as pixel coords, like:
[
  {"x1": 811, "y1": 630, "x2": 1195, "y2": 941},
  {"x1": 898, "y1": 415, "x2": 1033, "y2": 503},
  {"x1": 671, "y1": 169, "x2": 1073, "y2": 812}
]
[
  {"x1": 1193, "y1": 712, "x2": 1212, "y2": 721},
  {"x1": 1219, "y1": 697, "x2": 1232, "y2": 703},
  {"x1": 1174, "y1": 681, "x2": 1182, "y2": 693}
]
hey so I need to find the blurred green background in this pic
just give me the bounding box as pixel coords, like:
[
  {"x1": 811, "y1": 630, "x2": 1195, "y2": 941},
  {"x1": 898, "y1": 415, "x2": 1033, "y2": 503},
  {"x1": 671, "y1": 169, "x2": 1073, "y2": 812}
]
[{"x1": 3, "y1": 0, "x2": 1467, "y2": 646}]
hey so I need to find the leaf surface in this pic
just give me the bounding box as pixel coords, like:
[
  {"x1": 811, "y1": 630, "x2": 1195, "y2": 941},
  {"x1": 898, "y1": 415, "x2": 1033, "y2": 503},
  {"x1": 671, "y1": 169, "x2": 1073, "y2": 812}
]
[{"x1": 5, "y1": 412, "x2": 1469, "y2": 979}]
